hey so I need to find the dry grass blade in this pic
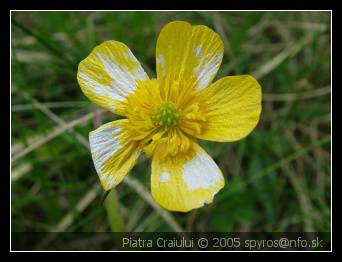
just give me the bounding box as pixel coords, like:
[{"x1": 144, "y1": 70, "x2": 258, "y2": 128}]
[
  {"x1": 281, "y1": 164, "x2": 317, "y2": 232},
  {"x1": 11, "y1": 111, "x2": 98, "y2": 163},
  {"x1": 252, "y1": 35, "x2": 313, "y2": 79},
  {"x1": 12, "y1": 18, "x2": 75, "y2": 68},
  {"x1": 37, "y1": 184, "x2": 101, "y2": 249},
  {"x1": 14, "y1": 49, "x2": 52, "y2": 62},
  {"x1": 11, "y1": 163, "x2": 32, "y2": 181},
  {"x1": 11, "y1": 134, "x2": 45, "y2": 156},
  {"x1": 12, "y1": 101, "x2": 89, "y2": 112},
  {"x1": 31, "y1": 98, "x2": 91, "y2": 149},
  {"x1": 263, "y1": 86, "x2": 331, "y2": 102},
  {"x1": 50, "y1": 184, "x2": 101, "y2": 232}
]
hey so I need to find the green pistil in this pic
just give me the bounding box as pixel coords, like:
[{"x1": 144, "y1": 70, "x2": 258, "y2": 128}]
[{"x1": 152, "y1": 102, "x2": 181, "y2": 127}]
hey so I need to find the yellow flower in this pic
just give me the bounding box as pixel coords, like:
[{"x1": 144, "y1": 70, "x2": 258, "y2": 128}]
[{"x1": 77, "y1": 21, "x2": 262, "y2": 212}]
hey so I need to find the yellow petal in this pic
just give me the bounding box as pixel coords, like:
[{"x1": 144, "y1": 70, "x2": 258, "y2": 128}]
[
  {"x1": 156, "y1": 21, "x2": 224, "y2": 90},
  {"x1": 77, "y1": 41, "x2": 149, "y2": 114},
  {"x1": 89, "y1": 119, "x2": 141, "y2": 190},
  {"x1": 197, "y1": 75, "x2": 262, "y2": 142},
  {"x1": 151, "y1": 142, "x2": 225, "y2": 212}
]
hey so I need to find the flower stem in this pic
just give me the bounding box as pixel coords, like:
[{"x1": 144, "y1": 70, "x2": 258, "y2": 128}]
[{"x1": 104, "y1": 189, "x2": 125, "y2": 232}]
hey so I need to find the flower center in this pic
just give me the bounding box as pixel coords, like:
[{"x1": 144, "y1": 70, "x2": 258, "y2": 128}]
[{"x1": 152, "y1": 101, "x2": 181, "y2": 128}]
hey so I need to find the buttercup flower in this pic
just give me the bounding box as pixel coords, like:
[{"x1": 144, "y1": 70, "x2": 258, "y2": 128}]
[{"x1": 77, "y1": 21, "x2": 262, "y2": 212}]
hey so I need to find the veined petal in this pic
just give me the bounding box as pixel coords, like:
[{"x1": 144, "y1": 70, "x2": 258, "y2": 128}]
[
  {"x1": 89, "y1": 119, "x2": 141, "y2": 190},
  {"x1": 151, "y1": 143, "x2": 224, "y2": 212},
  {"x1": 78, "y1": 41, "x2": 149, "y2": 114},
  {"x1": 197, "y1": 75, "x2": 262, "y2": 142},
  {"x1": 156, "y1": 21, "x2": 224, "y2": 91}
]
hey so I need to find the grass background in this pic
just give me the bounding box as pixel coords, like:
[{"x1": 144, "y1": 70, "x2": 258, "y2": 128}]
[{"x1": 11, "y1": 11, "x2": 331, "y2": 250}]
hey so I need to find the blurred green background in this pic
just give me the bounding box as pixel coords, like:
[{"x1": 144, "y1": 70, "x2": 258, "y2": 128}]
[{"x1": 11, "y1": 11, "x2": 331, "y2": 249}]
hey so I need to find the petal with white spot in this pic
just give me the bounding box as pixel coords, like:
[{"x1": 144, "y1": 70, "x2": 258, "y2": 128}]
[
  {"x1": 89, "y1": 119, "x2": 141, "y2": 190},
  {"x1": 78, "y1": 41, "x2": 149, "y2": 115},
  {"x1": 151, "y1": 143, "x2": 225, "y2": 212},
  {"x1": 156, "y1": 21, "x2": 224, "y2": 91}
]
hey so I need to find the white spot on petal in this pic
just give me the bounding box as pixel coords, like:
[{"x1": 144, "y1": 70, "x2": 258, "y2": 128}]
[
  {"x1": 134, "y1": 66, "x2": 147, "y2": 80},
  {"x1": 183, "y1": 152, "x2": 222, "y2": 190},
  {"x1": 157, "y1": 54, "x2": 166, "y2": 77},
  {"x1": 97, "y1": 52, "x2": 137, "y2": 96},
  {"x1": 89, "y1": 125, "x2": 122, "y2": 175},
  {"x1": 160, "y1": 171, "x2": 169, "y2": 183},
  {"x1": 79, "y1": 72, "x2": 124, "y2": 103},
  {"x1": 107, "y1": 177, "x2": 114, "y2": 186},
  {"x1": 195, "y1": 45, "x2": 202, "y2": 59},
  {"x1": 123, "y1": 51, "x2": 130, "y2": 59},
  {"x1": 194, "y1": 52, "x2": 223, "y2": 90}
]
